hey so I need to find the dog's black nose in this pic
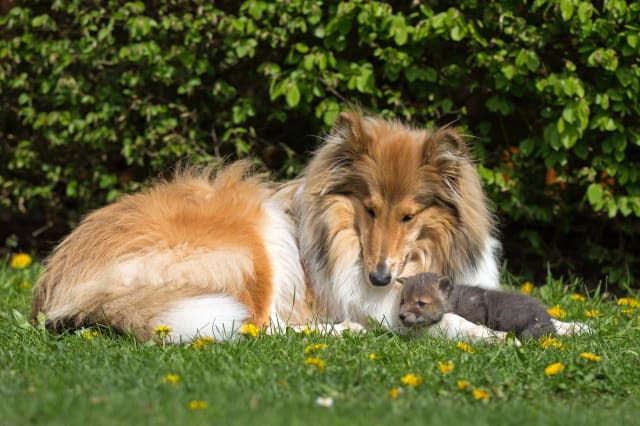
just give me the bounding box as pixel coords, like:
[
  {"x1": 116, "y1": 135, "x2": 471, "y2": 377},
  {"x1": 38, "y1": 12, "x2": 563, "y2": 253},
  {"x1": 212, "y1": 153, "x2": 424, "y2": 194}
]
[{"x1": 369, "y1": 264, "x2": 391, "y2": 286}]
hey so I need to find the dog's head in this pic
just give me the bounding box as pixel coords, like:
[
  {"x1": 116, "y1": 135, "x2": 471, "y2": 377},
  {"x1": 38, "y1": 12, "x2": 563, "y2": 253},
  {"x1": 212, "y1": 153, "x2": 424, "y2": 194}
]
[{"x1": 314, "y1": 111, "x2": 475, "y2": 288}]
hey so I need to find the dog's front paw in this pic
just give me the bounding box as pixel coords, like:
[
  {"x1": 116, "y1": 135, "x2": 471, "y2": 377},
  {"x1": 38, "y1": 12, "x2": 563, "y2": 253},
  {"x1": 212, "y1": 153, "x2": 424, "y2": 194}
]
[
  {"x1": 332, "y1": 320, "x2": 367, "y2": 334},
  {"x1": 551, "y1": 319, "x2": 593, "y2": 335}
]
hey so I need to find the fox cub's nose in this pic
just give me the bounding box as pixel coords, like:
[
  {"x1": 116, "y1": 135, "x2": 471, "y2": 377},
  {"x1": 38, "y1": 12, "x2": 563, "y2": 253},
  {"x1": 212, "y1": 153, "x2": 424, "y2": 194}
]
[
  {"x1": 369, "y1": 263, "x2": 391, "y2": 286},
  {"x1": 399, "y1": 313, "x2": 407, "y2": 321}
]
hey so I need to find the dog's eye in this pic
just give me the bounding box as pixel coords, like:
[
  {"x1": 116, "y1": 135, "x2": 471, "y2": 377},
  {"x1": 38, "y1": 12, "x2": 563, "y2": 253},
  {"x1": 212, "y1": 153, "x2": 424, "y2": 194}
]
[
  {"x1": 401, "y1": 214, "x2": 414, "y2": 223},
  {"x1": 417, "y1": 301, "x2": 426, "y2": 307},
  {"x1": 366, "y1": 207, "x2": 376, "y2": 219}
]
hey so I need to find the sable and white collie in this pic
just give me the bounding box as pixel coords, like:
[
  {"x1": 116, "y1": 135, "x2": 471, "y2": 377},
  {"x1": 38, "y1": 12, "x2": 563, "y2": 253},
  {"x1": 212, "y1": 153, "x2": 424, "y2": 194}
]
[{"x1": 32, "y1": 112, "x2": 579, "y2": 342}]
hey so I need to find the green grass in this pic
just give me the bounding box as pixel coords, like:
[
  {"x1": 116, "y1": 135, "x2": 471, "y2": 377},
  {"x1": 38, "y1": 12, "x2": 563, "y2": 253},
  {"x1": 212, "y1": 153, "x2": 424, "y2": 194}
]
[{"x1": 1, "y1": 261, "x2": 639, "y2": 426}]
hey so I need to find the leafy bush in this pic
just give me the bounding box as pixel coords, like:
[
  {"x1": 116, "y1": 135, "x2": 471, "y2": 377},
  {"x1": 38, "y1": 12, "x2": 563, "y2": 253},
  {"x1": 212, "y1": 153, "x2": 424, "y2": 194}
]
[{"x1": 1, "y1": 0, "x2": 639, "y2": 286}]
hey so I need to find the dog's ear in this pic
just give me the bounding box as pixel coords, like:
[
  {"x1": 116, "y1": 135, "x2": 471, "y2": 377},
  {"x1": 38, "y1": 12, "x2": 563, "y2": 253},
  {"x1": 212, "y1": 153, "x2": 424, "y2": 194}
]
[
  {"x1": 422, "y1": 128, "x2": 469, "y2": 190},
  {"x1": 437, "y1": 276, "x2": 453, "y2": 297},
  {"x1": 333, "y1": 111, "x2": 369, "y2": 152}
]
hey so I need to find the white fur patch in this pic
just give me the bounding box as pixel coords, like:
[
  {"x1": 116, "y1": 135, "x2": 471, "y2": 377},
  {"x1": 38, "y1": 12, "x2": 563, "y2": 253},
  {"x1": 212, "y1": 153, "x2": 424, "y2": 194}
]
[
  {"x1": 153, "y1": 295, "x2": 249, "y2": 342},
  {"x1": 260, "y1": 196, "x2": 307, "y2": 324},
  {"x1": 460, "y1": 237, "x2": 501, "y2": 289},
  {"x1": 427, "y1": 312, "x2": 514, "y2": 344}
]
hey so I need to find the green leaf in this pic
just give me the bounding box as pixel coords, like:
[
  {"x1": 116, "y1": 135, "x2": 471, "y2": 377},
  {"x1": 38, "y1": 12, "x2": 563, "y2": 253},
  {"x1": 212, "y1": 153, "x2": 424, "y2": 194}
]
[
  {"x1": 500, "y1": 64, "x2": 516, "y2": 80},
  {"x1": 450, "y1": 25, "x2": 464, "y2": 41},
  {"x1": 559, "y1": 0, "x2": 575, "y2": 21},
  {"x1": 286, "y1": 81, "x2": 301, "y2": 107},
  {"x1": 586, "y1": 183, "x2": 603, "y2": 206}
]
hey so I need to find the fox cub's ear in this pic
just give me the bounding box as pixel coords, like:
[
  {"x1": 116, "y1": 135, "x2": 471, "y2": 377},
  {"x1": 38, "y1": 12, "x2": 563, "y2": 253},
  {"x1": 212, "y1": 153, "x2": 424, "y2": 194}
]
[{"x1": 438, "y1": 276, "x2": 453, "y2": 296}]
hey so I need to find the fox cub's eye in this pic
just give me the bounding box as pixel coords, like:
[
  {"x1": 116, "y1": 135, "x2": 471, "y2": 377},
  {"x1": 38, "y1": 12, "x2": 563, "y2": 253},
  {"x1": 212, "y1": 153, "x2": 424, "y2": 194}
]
[
  {"x1": 366, "y1": 207, "x2": 376, "y2": 219},
  {"x1": 417, "y1": 301, "x2": 426, "y2": 307},
  {"x1": 401, "y1": 214, "x2": 414, "y2": 223}
]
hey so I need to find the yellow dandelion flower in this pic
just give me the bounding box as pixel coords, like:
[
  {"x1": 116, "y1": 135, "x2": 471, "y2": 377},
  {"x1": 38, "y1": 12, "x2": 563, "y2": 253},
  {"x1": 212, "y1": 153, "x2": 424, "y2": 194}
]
[
  {"x1": 585, "y1": 309, "x2": 601, "y2": 318},
  {"x1": 153, "y1": 325, "x2": 172, "y2": 336},
  {"x1": 304, "y1": 357, "x2": 325, "y2": 372},
  {"x1": 621, "y1": 308, "x2": 635, "y2": 317},
  {"x1": 20, "y1": 280, "x2": 32, "y2": 289},
  {"x1": 163, "y1": 374, "x2": 180, "y2": 385},
  {"x1": 617, "y1": 297, "x2": 640, "y2": 308},
  {"x1": 81, "y1": 330, "x2": 98, "y2": 340},
  {"x1": 544, "y1": 362, "x2": 565, "y2": 376},
  {"x1": 456, "y1": 342, "x2": 475, "y2": 353},
  {"x1": 570, "y1": 293, "x2": 586, "y2": 302},
  {"x1": 400, "y1": 373, "x2": 423, "y2": 387},
  {"x1": 239, "y1": 323, "x2": 259, "y2": 337},
  {"x1": 540, "y1": 335, "x2": 564, "y2": 349},
  {"x1": 389, "y1": 387, "x2": 402, "y2": 399},
  {"x1": 301, "y1": 326, "x2": 312, "y2": 336},
  {"x1": 547, "y1": 304, "x2": 566, "y2": 319},
  {"x1": 10, "y1": 253, "x2": 32, "y2": 269},
  {"x1": 457, "y1": 380, "x2": 471, "y2": 390},
  {"x1": 304, "y1": 343, "x2": 328, "y2": 354},
  {"x1": 438, "y1": 361, "x2": 455, "y2": 374},
  {"x1": 520, "y1": 282, "x2": 534, "y2": 294},
  {"x1": 188, "y1": 400, "x2": 208, "y2": 410},
  {"x1": 580, "y1": 352, "x2": 602, "y2": 362},
  {"x1": 190, "y1": 336, "x2": 215, "y2": 350},
  {"x1": 368, "y1": 353, "x2": 378, "y2": 361},
  {"x1": 472, "y1": 388, "x2": 490, "y2": 401}
]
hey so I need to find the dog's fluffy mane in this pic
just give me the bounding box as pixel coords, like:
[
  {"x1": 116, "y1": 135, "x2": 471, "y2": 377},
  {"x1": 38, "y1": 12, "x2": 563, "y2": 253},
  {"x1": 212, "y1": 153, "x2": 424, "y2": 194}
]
[{"x1": 289, "y1": 112, "x2": 498, "y2": 326}]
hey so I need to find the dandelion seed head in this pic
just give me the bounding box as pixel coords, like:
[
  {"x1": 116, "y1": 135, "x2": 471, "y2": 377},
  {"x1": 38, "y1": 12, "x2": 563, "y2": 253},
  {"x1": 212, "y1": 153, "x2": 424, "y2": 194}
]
[{"x1": 315, "y1": 396, "x2": 333, "y2": 408}]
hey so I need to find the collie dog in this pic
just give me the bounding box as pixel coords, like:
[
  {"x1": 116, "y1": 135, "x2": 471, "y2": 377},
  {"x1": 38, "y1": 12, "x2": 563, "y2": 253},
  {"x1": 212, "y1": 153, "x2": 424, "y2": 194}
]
[{"x1": 32, "y1": 112, "x2": 579, "y2": 342}]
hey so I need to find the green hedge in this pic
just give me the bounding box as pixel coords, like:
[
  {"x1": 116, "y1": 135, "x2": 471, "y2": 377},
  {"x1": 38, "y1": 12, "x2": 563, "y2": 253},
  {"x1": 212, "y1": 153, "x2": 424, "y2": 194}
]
[{"x1": 1, "y1": 0, "x2": 639, "y2": 285}]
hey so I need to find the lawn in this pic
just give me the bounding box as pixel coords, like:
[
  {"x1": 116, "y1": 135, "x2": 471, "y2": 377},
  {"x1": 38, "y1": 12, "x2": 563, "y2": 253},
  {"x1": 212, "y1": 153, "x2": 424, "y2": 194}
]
[{"x1": 1, "y1": 259, "x2": 639, "y2": 426}]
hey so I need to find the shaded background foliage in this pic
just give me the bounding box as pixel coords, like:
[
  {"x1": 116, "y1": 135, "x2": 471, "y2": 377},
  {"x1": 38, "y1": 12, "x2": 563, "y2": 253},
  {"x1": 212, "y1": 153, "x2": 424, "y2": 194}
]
[{"x1": 1, "y1": 0, "x2": 639, "y2": 288}]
